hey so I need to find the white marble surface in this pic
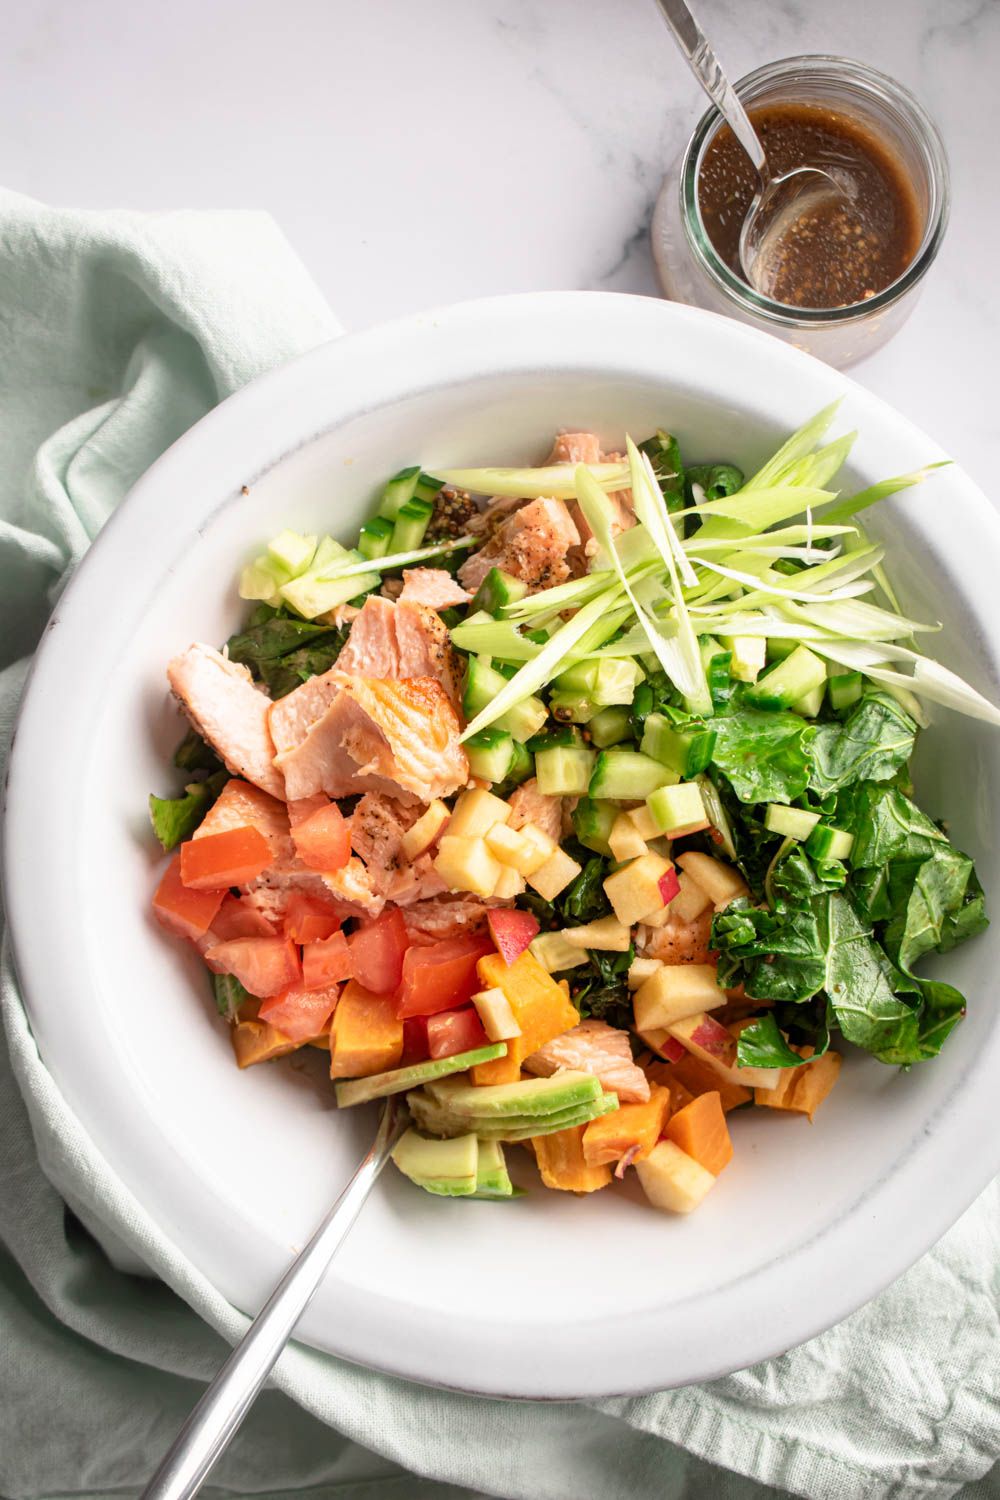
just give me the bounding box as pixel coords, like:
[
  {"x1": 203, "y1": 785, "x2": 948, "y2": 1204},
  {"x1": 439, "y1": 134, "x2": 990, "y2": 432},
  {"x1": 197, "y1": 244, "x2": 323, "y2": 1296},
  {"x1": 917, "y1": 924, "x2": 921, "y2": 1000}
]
[{"x1": 3, "y1": 0, "x2": 998, "y2": 491}]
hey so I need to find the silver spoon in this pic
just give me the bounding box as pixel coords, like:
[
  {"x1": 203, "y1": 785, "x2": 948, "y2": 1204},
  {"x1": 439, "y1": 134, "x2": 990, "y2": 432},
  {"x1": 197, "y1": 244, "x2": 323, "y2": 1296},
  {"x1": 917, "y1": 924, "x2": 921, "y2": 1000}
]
[
  {"x1": 141, "y1": 1097, "x2": 406, "y2": 1500},
  {"x1": 653, "y1": 0, "x2": 851, "y2": 293}
]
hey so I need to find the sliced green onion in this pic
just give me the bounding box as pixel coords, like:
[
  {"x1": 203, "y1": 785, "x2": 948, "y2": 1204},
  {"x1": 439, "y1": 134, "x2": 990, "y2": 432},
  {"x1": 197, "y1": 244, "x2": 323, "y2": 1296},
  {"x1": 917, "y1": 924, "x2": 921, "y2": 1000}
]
[{"x1": 436, "y1": 463, "x2": 628, "y2": 500}]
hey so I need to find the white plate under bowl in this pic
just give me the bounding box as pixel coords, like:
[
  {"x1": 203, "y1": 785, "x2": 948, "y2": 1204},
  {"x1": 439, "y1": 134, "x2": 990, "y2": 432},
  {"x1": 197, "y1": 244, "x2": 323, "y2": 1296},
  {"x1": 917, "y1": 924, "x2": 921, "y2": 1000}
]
[{"x1": 5, "y1": 293, "x2": 1000, "y2": 1399}]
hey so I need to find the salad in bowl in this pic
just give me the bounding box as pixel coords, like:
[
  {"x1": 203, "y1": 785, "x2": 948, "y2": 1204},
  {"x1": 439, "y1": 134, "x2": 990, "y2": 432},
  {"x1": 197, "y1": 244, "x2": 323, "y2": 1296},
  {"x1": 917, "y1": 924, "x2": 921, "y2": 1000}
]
[{"x1": 149, "y1": 404, "x2": 995, "y2": 1212}]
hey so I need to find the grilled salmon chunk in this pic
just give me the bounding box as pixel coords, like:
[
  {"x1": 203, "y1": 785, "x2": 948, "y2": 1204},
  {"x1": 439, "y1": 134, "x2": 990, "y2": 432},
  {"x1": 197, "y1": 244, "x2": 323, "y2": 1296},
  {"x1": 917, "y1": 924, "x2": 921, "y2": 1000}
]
[
  {"x1": 397, "y1": 568, "x2": 470, "y2": 609},
  {"x1": 334, "y1": 595, "x2": 462, "y2": 704},
  {"x1": 524, "y1": 1019, "x2": 651, "y2": 1103},
  {"x1": 276, "y1": 674, "x2": 468, "y2": 805},
  {"x1": 167, "y1": 644, "x2": 285, "y2": 800},
  {"x1": 507, "y1": 778, "x2": 563, "y2": 845},
  {"x1": 457, "y1": 497, "x2": 580, "y2": 594}
]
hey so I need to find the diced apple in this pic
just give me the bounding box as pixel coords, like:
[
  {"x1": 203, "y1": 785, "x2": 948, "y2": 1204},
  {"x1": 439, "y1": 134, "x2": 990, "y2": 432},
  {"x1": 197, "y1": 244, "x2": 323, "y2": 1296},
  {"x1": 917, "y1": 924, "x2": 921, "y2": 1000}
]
[
  {"x1": 603, "y1": 851, "x2": 673, "y2": 926},
  {"x1": 627, "y1": 956, "x2": 663, "y2": 990},
  {"x1": 675, "y1": 851, "x2": 749, "y2": 909},
  {"x1": 471, "y1": 986, "x2": 522, "y2": 1041},
  {"x1": 485, "y1": 822, "x2": 546, "y2": 875},
  {"x1": 447, "y1": 788, "x2": 512, "y2": 840},
  {"x1": 562, "y1": 915, "x2": 631, "y2": 952},
  {"x1": 636, "y1": 1027, "x2": 686, "y2": 1063},
  {"x1": 400, "y1": 799, "x2": 450, "y2": 860},
  {"x1": 626, "y1": 804, "x2": 660, "y2": 841},
  {"x1": 635, "y1": 1139, "x2": 717, "y2": 1214},
  {"x1": 608, "y1": 813, "x2": 648, "y2": 863},
  {"x1": 432, "y1": 835, "x2": 502, "y2": 898},
  {"x1": 527, "y1": 847, "x2": 582, "y2": 901},
  {"x1": 492, "y1": 864, "x2": 526, "y2": 899},
  {"x1": 528, "y1": 931, "x2": 589, "y2": 973},
  {"x1": 520, "y1": 823, "x2": 557, "y2": 871},
  {"x1": 667, "y1": 1010, "x2": 780, "y2": 1090},
  {"x1": 633, "y1": 963, "x2": 725, "y2": 1032},
  {"x1": 670, "y1": 870, "x2": 713, "y2": 923}
]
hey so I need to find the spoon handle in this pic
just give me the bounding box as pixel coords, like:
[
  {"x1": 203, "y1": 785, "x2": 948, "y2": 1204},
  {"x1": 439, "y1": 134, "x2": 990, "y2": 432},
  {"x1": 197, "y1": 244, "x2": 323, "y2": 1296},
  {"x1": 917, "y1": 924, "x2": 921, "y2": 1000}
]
[
  {"x1": 652, "y1": 0, "x2": 768, "y2": 182},
  {"x1": 141, "y1": 1100, "x2": 405, "y2": 1500}
]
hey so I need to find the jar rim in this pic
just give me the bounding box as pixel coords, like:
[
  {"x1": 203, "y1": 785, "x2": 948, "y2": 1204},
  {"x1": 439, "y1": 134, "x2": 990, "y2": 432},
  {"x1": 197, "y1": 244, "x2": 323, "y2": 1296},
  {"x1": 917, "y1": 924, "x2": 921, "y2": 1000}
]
[{"x1": 680, "y1": 54, "x2": 950, "y2": 327}]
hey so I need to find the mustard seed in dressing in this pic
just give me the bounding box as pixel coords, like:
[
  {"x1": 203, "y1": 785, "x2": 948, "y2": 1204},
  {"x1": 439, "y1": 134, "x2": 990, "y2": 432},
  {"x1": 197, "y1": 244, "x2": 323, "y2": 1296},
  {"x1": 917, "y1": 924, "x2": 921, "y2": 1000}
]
[{"x1": 697, "y1": 102, "x2": 923, "y2": 308}]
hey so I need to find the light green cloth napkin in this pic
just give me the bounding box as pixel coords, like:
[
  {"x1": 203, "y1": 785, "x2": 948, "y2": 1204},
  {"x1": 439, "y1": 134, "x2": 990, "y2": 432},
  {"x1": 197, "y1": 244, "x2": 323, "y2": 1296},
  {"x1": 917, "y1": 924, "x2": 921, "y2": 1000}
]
[{"x1": 0, "y1": 188, "x2": 997, "y2": 1500}]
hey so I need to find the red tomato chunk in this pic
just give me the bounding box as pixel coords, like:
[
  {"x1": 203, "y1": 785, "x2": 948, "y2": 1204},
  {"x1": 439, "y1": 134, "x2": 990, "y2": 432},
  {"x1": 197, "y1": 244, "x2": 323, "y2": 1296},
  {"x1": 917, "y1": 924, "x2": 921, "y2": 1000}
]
[
  {"x1": 400, "y1": 1015, "x2": 430, "y2": 1067},
  {"x1": 204, "y1": 936, "x2": 301, "y2": 998},
  {"x1": 210, "y1": 894, "x2": 276, "y2": 941},
  {"x1": 426, "y1": 1006, "x2": 489, "y2": 1059},
  {"x1": 283, "y1": 892, "x2": 341, "y2": 944},
  {"x1": 152, "y1": 854, "x2": 225, "y2": 941},
  {"x1": 302, "y1": 931, "x2": 354, "y2": 990},
  {"x1": 347, "y1": 908, "x2": 409, "y2": 995},
  {"x1": 396, "y1": 933, "x2": 494, "y2": 1018},
  {"x1": 291, "y1": 803, "x2": 351, "y2": 871},
  {"x1": 180, "y1": 826, "x2": 272, "y2": 889},
  {"x1": 258, "y1": 982, "x2": 339, "y2": 1043}
]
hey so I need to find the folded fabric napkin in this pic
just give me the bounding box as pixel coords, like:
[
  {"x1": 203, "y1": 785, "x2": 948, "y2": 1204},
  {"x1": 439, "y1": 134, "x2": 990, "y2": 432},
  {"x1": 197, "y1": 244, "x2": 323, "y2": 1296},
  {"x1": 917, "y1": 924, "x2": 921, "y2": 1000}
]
[{"x1": 0, "y1": 188, "x2": 997, "y2": 1500}]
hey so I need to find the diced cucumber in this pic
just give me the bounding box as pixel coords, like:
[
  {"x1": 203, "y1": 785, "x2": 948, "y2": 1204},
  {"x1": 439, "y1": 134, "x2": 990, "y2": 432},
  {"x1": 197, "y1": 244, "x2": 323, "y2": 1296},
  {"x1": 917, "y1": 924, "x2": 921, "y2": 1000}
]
[
  {"x1": 505, "y1": 740, "x2": 534, "y2": 787},
  {"x1": 806, "y1": 824, "x2": 855, "y2": 861},
  {"x1": 744, "y1": 645, "x2": 827, "y2": 710},
  {"x1": 465, "y1": 728, "x2": 516, "y2": 784},
  {"x1": 694, "y1": 773, "x2": 738, "y2": 860},
  {"x1": 720, "y1": 634, "x2": 767, "y2": 684},
  {"x1": 528, "y1": 932, "x2": 589, "y2": 973},
  {"x1": 535, "y1": 745, "x2": 596, "y2": 796},
  {"x1": 280, "y1": 551, "x2": 379, "y2": 620},
  {"x1": 699, "y1": 637, "x2": 733, "y2": 704},
  {"x1": 463, "y1": 657, "x2": 548, "y2": 741},
  {"x1": 413, "y1": 471, "x2": 443, "y2": 504},
  {"x1": 527, "y1": 725, "x2": 586, "y2": 752},
  {"x1": 357, "y1": 516, "x2": 395, "y2": 561},
  {"x1": 496, "y1": 661, "x2": 519, "y2": 680},
  {"x1": 641, "y1": 713, "x2": 717, "y2": 777},
  {"x1": 764, "y1": 804, "x2": 820, "y2": 840},
  {"x1": 589, "y1": 749, "x2": 679, "y2": 801},
  {"x1": 646, "y1": 780, "x2": 708, "y2": 836},
  {"x1": 553, "y1": 660, "x2": 600, "y2": 694},
  {"x1": 470, "y1": 567, "x2": 529, "y2": 617},
  {"x1": 572, "y1": 797, "x2": 618, "y2": 856},
  {"x1": 827, "y1": 669, "x2": 863, "y2": 713},
  {"x1": 548, "y1": 689, "x2": 599, "y2": 724},
  {"x1": 588, "y1": 705, "x2": 631, "y2": 748},
  {"x1": 594, "y1": 658, "x2": 643, "y2": 707},
  {"x1": 791, "y1": 683, "x2": 825, "y2": 718},
  {"x1": 525, "y1": 628, "x2": 550, "y2": 645},
  {"x1": 267, "y1": 529, "x2": 317, "y2": 576},
  {"x1": 390, "y1": 497, "x2": 434, "y2": 553},
  {"x1": 766, "y1": 636, "x2": 799, "y2": 662},
  {"x1": 378, "y1": 465, "x2": 422, "y2": 520}
]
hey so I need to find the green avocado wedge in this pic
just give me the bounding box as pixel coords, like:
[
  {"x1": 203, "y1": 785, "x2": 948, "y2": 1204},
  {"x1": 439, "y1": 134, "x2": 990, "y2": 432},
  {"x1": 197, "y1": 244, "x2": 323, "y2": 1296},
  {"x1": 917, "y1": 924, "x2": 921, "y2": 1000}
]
[
  {"x1": 408, "y1": 1085, "x2": 619, "y2": 1142},
  {"x1": 422, "y1": 1070, "x2": 602, "y2": 1117},
  {"x1": 391, "y1": 1129, "x2": 479, "y2": 1197},
  {"x1": 334, "y1": 1044, "x2": 506, "y2": 1108},
  {"x1": 470, "y1": 1138, "x2": 515, "y2": 1198}
]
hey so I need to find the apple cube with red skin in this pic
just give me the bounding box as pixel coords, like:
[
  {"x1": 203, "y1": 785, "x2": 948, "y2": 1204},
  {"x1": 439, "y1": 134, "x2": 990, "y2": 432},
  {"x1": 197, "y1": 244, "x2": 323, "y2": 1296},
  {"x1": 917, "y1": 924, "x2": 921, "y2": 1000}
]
[
  {"x1": 603, "y1": 852, "x2": 674, "y2": 927},
  {"x1": 658, "y1": 866, "x2": 680, "y2": 906},
  {"x1": 633, "y1": 963, "x2": 725, "y2": 1033},
  {"x1": 667, "y1": 1010, "x2": 780, "y2": 1091},
  {"x1": 636, "y1": 1028, "x2": 686, "y2": 1063},
  {"x1": 487, "y1": 908, "x2": 539, "y2": 966}
]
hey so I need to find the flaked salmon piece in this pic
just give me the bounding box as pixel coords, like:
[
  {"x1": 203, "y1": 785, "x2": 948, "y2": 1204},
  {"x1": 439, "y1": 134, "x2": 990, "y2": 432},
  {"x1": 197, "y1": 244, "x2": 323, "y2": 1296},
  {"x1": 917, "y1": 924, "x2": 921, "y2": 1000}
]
[
  {"x1": 402, "y1": 895, "x2": 498, "y2": 942},
  {"x1": 350, "y1": 790, "x2": 417, "y2": 892},
  {"x1": 334, "y1": 596, "x2": 462, "y2": 706},
  {"x1": 386, "y1": 854, "x2": 449, "y2": 907},
  {"x1": 546, "y1": 432, "x2": 635, "y2": 556},
  {"x1": 275, "y1": 673, "x2": 468, "y2": 806},
  {"x1": 398, "y1": 568, "x2": 471, "y2": 609},
  {"x1": 193, "y1": 778, "x2": 290, "y2": 854},
  {"x1": 167, "y1": 644, "x2": 285, "y2": 800},
  {"x1": 507, "y1": 778, "x2": 563, "y2": 845},
  {"x1": 457, "y1": 497, "x2": 580, "y2": 594},
  {"x1": 524, "y1": 1019, "x2": 650, "y2": 1103},
  {"x1": 321, "y1": 856, "x2": 385, "y2": 916},
  {"x1": 638, "y1": 907, "x2": 716, "y2": 965},
  {"x1": 547, "y1": 431, "x2": 602, "y2": 466},
  {"x1": 466, "y1": 493, "x2": 530, "y2": 537},
  {"x1": 269, "y1": 674, "x2": 343, "y2": 757}
]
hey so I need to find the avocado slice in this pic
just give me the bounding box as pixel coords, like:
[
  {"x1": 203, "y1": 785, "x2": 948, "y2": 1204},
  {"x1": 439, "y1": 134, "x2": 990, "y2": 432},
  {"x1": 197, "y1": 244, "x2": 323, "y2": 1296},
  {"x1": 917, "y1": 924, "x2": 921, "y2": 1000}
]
[
  {"x1": 334, "y1": 1043, "x2": 506, "y2": 1108},
  {"x1": 408, "y1": 1087, "x2": 619, "y2": 1142},
  {"x1": 471, "y1": 1138, "x2": 514, "y2": 1198},
  {"x1": 423, "y1": 1070, "x2": 603, "y2": 1118},
  {"x1": 391, "y1": 1129, "x2": 478, "y2": 1197}
]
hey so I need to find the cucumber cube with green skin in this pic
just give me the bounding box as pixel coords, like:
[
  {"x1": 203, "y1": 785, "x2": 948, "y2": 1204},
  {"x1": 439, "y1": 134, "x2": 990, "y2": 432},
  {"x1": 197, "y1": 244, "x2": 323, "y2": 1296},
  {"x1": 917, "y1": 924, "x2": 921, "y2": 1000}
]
[
  {"x1": 280, "y1": 553, "x2": 379, "y2": 620},
  {"x1": 588, "y1": 705, "x2": 631, "y2": 748},
  {"x1": 553, "y1": 659, "x2": 600, "y2": 695},
  {"x1": 504, "y1": 739, "x2": 534, "y2": 787},
  {"x1": 646, "y1": 780, "x2": 708, "y2": 836},
  {"x1": 791, "y1": 683, "x2": 825, "y2": 719},
  {"x1": 413, "y1": 471, "x2": 444, "y2": 503},
  {"x1": 357, "y1": 516, "x2": 395, "y2": 561},
  {"x1": 470, "y1": 567, "x2": 529, "y2": 617},
  {"x1": 764, "y1": 804, "x2": 820, "y2": 841},
  {"x1": 335, "y1": 1043, "x2": 506, "y2": 1108},
  {"x1": 390, "y1": 497, "x2": 434, "y2": 553},
  {"x1": 378, "y1": 465, "x2": 422, "y2": 520},
  {"x1": 720, "y1": 634, "x2": 767, "y2": 683},
  {"x1": 589, "y1": 748, "x2": 679, "y2": 800},
  {"x1": 526, "y1": 725, "x2": 587, "y2": 753},
  {"x1": 572, "y1": 797, "x2": 618, "y2": 856},
  {"x1": 641, "y1": 713, "x2": 717, "y2": 778},
  {"x1": 766, "y1": 636, "x2": 799, "y2": 662},
  {"x1": 534, "y1": 745, "x2": 596, "y2": 796},
  {"x1": 465, "y1": 729, "x2": 516, "y2": 785},
  {"x1": 391, "y1": 1129, "x2": 479, "y2": 1197},
  {"x1": 548, "y1": 689, "x2": 599, "y2": 724},
  {"x1": 471, "y1": 1138, "x2": 515, "y2": 1198},
  {"x1": 699, "y1": 638, "x2": 734, "y2": 704},
  {"x1": 594, "y1": 658, "x2": 643, "y2": 707},
  {"x1": 745, "y1": 645, "x2": 828, "y2": 710},
  {"x1": 267, "y1": 530, "x2": 318, "y2": 577},
  {"x1": 806, "y1": 824, "x2": 855, "y2": 861},
  {"x1": 463, "y1": 657, "x2": 548, "y2": 740},
  {"x1": 827, "y1": 670, "x2": 864, "y2": 713}
]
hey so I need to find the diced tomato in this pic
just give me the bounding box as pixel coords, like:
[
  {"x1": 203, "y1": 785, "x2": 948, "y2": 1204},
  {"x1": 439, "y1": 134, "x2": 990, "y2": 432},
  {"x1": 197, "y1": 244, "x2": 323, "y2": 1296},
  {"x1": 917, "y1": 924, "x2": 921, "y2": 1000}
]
[
  {"x1": 487, "y1": 908, "x2": 539, "y2": 966},
  {"x1": 153, "y1": 854, "x2": 225, "y2": 941},
  {"x1": 396, "y1": 932, "x2": 494, "y2": 1018},
  {"x1": 302, "y1": 931, "x2": 354, "y2": 990},
  {"x1": 287, "y1": 794, "x2": 330, "y2": 827},
  {"x1": 347, "y1": 907, "x2": 409, "y2": 995},
  {"x1": 426, "y1": 1006, "x2": 489, "y2": 1059},
  {"x1": 283, "y1": 892, "x2": 341, "y2": 943},
  {"x1": 211, "y1": 894, "x2": 277, "y2": 941},
  {"x1": 400, "y1": 1015, "x2": 430, "y2": 1067},
  {"x1": 291, "y1": 803, "x2": 350, "y2": 871},
  {"x1": 258, "y1": 982, "x2": 339, "y2": 1043},
  {"x1": 203, "y1": 936, "x2": 301, "y2": 998},
  {"x1": 658, "y1": 867, "x2": 680, "y2": 906},
  {"x1": 179, "y1": 826, "x2": 272, "y2": 889}
]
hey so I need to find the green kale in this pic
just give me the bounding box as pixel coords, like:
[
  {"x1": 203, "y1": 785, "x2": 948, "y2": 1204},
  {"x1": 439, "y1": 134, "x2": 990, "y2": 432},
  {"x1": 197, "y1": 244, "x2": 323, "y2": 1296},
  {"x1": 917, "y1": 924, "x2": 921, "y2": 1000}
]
[
  {"x1": 213, "y1": 972, "x2": 252, "y2": 1020},
  {"x1": 638, "y1": 430, "x2": 685, "y2": 513},
  {"x1": 684, "y1": 462, "x2": 744, "y2": 502},
  {"x1": 710, "y1": 703, "x2": 816, "y2": 804},
  {"x1": 225, "y1": 603, "x2": 348, "y2": 700},
  {"x1": 736, "y1": 1011, "x2": 829, "y2": 1070},
  {"x1": 571, "y1": 946, "x2": 635, "y2": 1031},
  {"x1": 808, "y1": 692, "x2": 917, "y2": 795},
  {"x1": 173, "y1": 729, "x2": 223, "y2": 774},
  {"x1": 560, "y1": 855, "x2": 612, "y2": 924},
  {"x1": 148, "y1": 771, "x2": 227, "y2": 852}
]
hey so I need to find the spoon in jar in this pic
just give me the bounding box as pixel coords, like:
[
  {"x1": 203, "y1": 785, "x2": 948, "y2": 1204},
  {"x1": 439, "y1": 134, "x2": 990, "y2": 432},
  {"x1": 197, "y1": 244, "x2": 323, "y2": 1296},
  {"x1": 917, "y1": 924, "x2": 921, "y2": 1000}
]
[{"x1": 652, "y1": 0, "x2": 854, "y2": 294}]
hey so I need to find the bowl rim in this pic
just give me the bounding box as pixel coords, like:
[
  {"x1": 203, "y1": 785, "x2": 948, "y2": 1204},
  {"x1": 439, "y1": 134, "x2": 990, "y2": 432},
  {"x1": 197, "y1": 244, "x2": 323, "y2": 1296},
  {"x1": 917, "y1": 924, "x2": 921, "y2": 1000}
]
[{"x1": 5, "y1": 290, "x2": 1000, "y2": 1398}]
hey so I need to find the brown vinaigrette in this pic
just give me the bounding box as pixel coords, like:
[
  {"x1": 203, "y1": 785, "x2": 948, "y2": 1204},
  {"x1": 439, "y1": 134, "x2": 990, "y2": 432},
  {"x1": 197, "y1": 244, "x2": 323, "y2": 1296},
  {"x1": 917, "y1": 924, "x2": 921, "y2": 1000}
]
[{"x1": 697, "y1": 102, "x2": 923, "y2": 309}]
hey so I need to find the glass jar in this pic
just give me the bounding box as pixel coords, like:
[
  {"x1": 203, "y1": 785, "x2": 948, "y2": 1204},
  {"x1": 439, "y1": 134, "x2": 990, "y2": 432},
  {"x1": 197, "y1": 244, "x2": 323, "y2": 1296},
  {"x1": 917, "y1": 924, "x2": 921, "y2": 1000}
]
[{"x1": 651, "y1": 55, "x2": 950, "y2": 368}]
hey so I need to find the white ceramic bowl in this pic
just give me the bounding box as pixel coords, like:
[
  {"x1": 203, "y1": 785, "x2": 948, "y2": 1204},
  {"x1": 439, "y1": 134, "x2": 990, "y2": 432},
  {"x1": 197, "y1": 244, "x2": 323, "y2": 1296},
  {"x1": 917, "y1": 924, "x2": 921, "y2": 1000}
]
[{"x1": 5, "y1": 293, "x2": 1000, "y2": 1398}]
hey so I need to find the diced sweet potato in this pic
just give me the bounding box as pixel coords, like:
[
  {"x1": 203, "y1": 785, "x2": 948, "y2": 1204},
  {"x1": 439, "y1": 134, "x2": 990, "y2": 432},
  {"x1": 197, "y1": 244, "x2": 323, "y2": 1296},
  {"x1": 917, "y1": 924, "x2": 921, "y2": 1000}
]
[
  {"x1": 661, "y1": 1054, "x2": 751, "y2": 1113},
  {"x1": 582, "y1": 1084, "x2": 671, "y2": 1168},
  {"x1": 470, "y1": 951, "x2": 580, "y2": 1085},
  {"x1": 231, "y1": 1018, "x2": 299, "y2": 1068},
  {"x1": 329, "y1": 980, "x2": 403, "y2": 1079},
  {"x1": 664, "y1": 1091, "x2": 732, "y2": 1175},
  {"x1": 755, "y1": 1047, "x2": 842, "y2": 1120},
  {"x1": 532, "y1": 1124, "x2": 612, "y2": 1192}
]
